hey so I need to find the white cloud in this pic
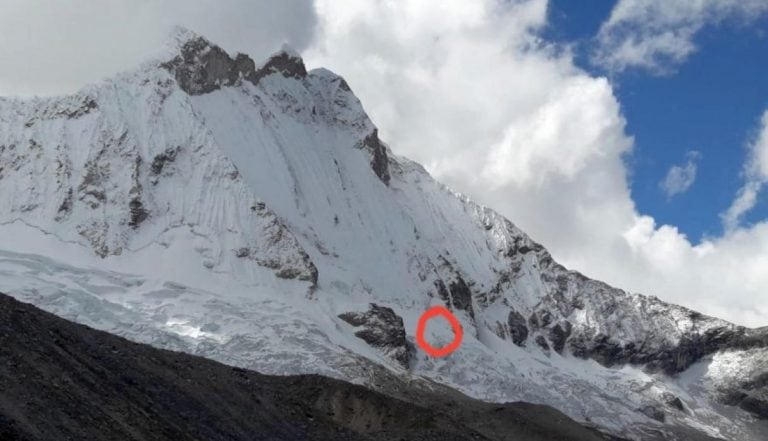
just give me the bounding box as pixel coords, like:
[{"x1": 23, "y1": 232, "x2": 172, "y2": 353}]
[
  {"x1": 0, "y1": 0, "x2": 766, "y2": 327},
  {"x1": 660, "y1": 151, "x2": 700, "y2": 198},
  {"x1": 751, "y1": 111, "x2": 768, "y2": 180},
  {"x1": 594, "y1": 0, "x2": 768, "y2": 73},
  {"x1": 482, "y1": 76, "x2": 627, "y2": 187},
  {"x1": 0, "y1": 0, "x2": 317, "y2": 96},
  {"x1": 307, "y1": 0, "x2": 768, "y2": 327},
  {"x1": 722, "y1": 110, "x2": 768, "y2": 231}
]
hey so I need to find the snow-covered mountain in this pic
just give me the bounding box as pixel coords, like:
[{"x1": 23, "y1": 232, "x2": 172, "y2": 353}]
[{"x1": 0, "y1": 29, "x2": 765, "y2": 440}]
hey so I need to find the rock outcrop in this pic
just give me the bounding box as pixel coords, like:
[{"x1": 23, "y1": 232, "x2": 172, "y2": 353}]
[
  {"x1": 339, "y1": 304, "x2": 410, "y2": 368},
  {"x1": 161, "y1": 32, "x2": 306, "y2": 95}
]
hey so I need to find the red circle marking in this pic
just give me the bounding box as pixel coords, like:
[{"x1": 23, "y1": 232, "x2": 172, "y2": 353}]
[{"x1": 415, "y1": 306, "x2": 463, "y2": 357}]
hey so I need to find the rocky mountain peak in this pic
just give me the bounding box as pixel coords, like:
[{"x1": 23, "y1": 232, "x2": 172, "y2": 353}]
[{"x1": 161, "y1": 27, "x2": 307, "y2": 95}]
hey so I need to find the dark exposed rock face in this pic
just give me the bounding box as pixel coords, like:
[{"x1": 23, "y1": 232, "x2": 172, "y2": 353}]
[
  {"x1": 539, "y1": 310, "x2": 553, "y2": 327},
  {"x1": 435, "y1": 280, "x2": 451, "y2": 303},
  {"x1": 361, "y1": 130, "x2": 391, "y2": 186},
  {"x1": 78, "y1": 160, "x2": 107, "y2": 208},
  {"x1": 162, "y1": 36, "x2": 307, "y2": 95},
  {"x1": 535, "y1": 335, "x2": 550, "y2": 351},
  {"x1": 150, "y1": 147, "x2": 180, "y2": 176},
  {"x1": 276, "y1": 266, "x2": 319, "y2": 285},
  {"x1": 235, "y1": 244, "x2": 318, "y2": 289},
  {"x1": 339, "y1": 304, "x2": 410, "y2": 368},
  {"x1": 434, "y1": 278, "x2": 475, "y2": 320},
  {"x1": 740, "y1": 395, "x2": 768, "y2": 419},
  {"x1": 639, "y1": 405, "x2": 665, "y2": 423},
  {"x1": 507, "y1": 310, "x2": 529, "y2": 347},
  {"x1": 528, "y1": 310, "x2": 553, "y2": 330},
  {"x1": 661, "y1": 392, "x2": 685, "y2": 412},
  {"x1": 548, "y1": 321, "x2": 572, "y2": 354},
  {"x1": 248, "y1": 50, "x2": 307, "y2": 84},
  {"x1": 722, "y1": 371, "x2": 768, "y2": 419},
  {"x1": 570, "y1": 334, "x2": 625, "y2": 367},
  {"x1": 432, "y1": 257, "x2": 476, "y2": 320},
  {"x1": 449, "y1": 278, "x2": 473, "y2": 317},
  {"x1": 128, "y1": 198, "x2": 149, "y2": 228},
  {"x1": 567, "y1": 325, "x2": 768, "y2": 376},
  {"x1": 528, "y1": 312, "x2": 539, "y2": 329},
  {"x1": 232, "y1": 210, "x2": 318, "y2": 292},
  {"x1": 504, "y1": 234, "x2": 545, "y2": 258},
  {"x1": 128, "y1": 156, "x2": 148, "y2": 228},
  {"x1": 23, "y1": 96, "x2": 98, "y2": 127},
  {"x1": 56, "y1": 188, "x2": 73, "y2": 218},
  {"x1": 162, "y1": 37, "x2": 241, "y2": 95},
  {"x1": 58, "y1": 97, "x2": 98, "y2": 119}
]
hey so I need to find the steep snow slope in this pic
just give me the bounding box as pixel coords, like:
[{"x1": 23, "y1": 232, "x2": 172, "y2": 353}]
[{"x1": 0, "y1": 29, "x2": 765, "y2": 440}]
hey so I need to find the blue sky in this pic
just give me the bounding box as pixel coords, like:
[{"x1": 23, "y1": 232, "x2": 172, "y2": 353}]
[{"x1": 546, "y1": 0, "x2": 768, "y2": 242}]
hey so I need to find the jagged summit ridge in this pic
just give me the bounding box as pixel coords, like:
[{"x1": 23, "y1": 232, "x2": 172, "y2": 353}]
[
  {"x1": 157, "y1": 28, "x2": 391, "y2": 185},
  {"x1": 161, "y1": 27, "x2": 307, "y2": 95}
]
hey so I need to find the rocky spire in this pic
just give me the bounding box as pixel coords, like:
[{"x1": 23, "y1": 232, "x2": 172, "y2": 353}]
[{"x1": 161, "y1": 27, "x2": 307, "y2": 95}]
